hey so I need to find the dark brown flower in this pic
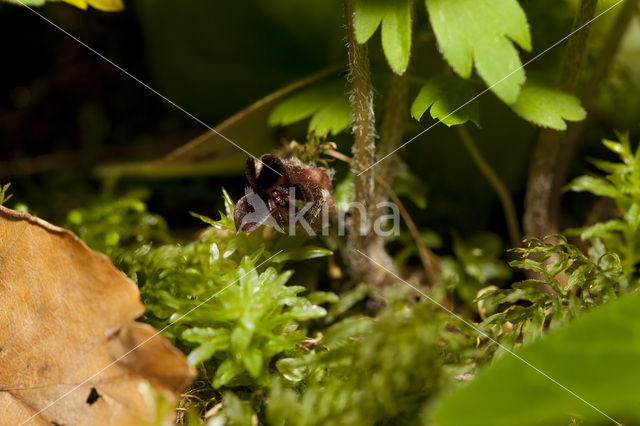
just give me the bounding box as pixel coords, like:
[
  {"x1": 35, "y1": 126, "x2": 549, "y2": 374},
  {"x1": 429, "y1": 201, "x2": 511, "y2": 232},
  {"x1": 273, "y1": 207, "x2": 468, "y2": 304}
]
[{"x1": 234, "y1": 154, "x2": 334, "y2": 235}]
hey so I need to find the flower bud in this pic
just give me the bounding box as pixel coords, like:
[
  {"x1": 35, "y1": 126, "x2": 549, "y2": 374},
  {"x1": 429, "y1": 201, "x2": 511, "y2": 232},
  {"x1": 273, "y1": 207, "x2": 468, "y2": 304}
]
[{"x1": 234, "y1": 154, "x2": 334, "y2": 235}]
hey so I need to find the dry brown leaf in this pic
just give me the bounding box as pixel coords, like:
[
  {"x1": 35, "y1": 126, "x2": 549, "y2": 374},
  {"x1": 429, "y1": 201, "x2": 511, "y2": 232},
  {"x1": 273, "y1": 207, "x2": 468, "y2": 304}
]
[{"x1": 0, "y1": 206, "x2": 196, "y2": 425}]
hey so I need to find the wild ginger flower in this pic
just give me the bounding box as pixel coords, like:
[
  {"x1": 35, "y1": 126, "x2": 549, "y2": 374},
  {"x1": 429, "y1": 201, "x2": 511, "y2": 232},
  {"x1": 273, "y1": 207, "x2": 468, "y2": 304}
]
[{"x1": 234, "y1": 154, "x2": 334, "y2": 235}]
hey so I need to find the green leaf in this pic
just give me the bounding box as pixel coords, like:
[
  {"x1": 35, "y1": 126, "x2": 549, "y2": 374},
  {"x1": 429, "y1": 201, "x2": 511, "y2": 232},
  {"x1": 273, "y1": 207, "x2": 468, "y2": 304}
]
[
  {"x1": 271, "y1": 246, "x2": 333, "y2": 263},
  {"x1": 452, "y1": 232, "x2": 511, "y2": 286},
  {"x1": 307, "y1": 291, "x2": 339, "y2": 305},
  {"x1": 510, "y1": 81, "x2": 587, "y2": 130},
  {"x1": 288, "y1": 304, "x2": 327, "y2": 321},
  {"x1": 190, "y1": 210, "x2": 235, "y2": 232},
  {"x1": 333, "y1": 173, "x2": 355, "y2": 211},
  {"x1": 326, "y1": 284, "x2": 370, "y2": 323},
  {"x1": 425, "y1": 0, "x2": 531, "y2": 103},
  {"x1": 269, "y1": 81, "x2": 351, "y2": 135},
  {"x1": 186, "y1": 340, "x2": 225, "y2": 366},
  {"x1": 222, "y1": 392, "x2": 255, "y2": 424},
  {"x1": 567, "y1": 219, "x2": 627, "y2": 241},
  {"x1": 410, "y1": 74, "x2": 479, "y2": 127},
  {"x1": 276, "y1": 357, "x2": 307, "y2": 382},
  {"x1": 566, "y1": 263, "x2": 591, "y2": 291},
  {"x1": 308, "y1": 95, "x2": 352, "y2": 135},
  {"x1": 242, "y1": 348, "x2": 263, "y2": 378},
  {"x1": 603, "y1": 132, "x2": 632, "y2": 159},
  {"x1": 221, "y1": 187, "x2": 236, "y2": 217},
  {"x1": 213, "y1": 358, "x2": 244, "y2": 388},
  {"x1": 354, "y1": 0, "x2": 412, "y2": 74},
  {"x1": 565, "y1": 175, "x2": 622, "y2": 199},
  {"x1": 625, "y1": 202, "x2": 640, "y2": 231},
  {"x1": 0, "y1": 183, "x2": 12, "y2": 206},
  {"x1": 433, "y1": 290, "x2": 640, "y2": 425}
]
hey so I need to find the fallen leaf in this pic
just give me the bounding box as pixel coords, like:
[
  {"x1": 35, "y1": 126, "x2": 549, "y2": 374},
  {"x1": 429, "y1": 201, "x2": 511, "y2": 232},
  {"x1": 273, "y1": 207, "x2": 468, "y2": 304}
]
[{"x1": 0, "y1": 206, "x2": 195, "y2": 425}]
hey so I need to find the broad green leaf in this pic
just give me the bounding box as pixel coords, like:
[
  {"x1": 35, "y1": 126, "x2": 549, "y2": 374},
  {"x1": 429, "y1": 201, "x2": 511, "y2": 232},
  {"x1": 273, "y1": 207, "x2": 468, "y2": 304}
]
[
  {"x1": 354, "y1": 0, "x2": 412, "y2": 74},
  {"x1": 410, "y1": 74, "x2": 479, "y2": 127},
  {"x1": 269, "y1": 81, "x2": 351, "y2": 136},
  {"x1": 510, "y1": 81, "x2": 587, "y2": 130},
  {"x1": 308, "y1": 96, "x2": 352, "y2": 135},
  {"x1": 433, "y1": 290, "x2": 640, "y2": 425},
  {"x1": 425, "y1": 0, "x2": 531, "y2": 103}
]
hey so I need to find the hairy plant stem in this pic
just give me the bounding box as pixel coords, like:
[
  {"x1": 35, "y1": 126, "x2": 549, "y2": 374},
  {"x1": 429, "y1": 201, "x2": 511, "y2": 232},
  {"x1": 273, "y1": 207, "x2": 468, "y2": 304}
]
[
  {"x1": 552, "y1": 0, "x2": 638, "y2": 218},
  {"x1": 364, "y1": 72, "x2": 418, "y2": 285},
  {"x1": 456, "y1": 126, "x2": 522, "y2": 247},
  {"x1": 344, "y1": 0, "x2": 380, "y2": 285},
  {"x1": 326, "y1": 148, "x2": 440, "y2": 287},
  {"x1": 559, "y1": 0, "x2": 600, "y2": 91},
  {"x1": 523, "y1": 0, "x2": 598, "y2": 238},
  {"x1": 375, "y1": 72, "x2": 410, "y2": 206}
]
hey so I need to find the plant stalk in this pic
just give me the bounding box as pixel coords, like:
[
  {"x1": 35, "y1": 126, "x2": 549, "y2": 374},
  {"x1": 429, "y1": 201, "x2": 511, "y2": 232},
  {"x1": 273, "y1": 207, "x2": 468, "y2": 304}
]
[
  {"x1": 457, "y1": 126, "x2": 522, "y2": 247},
  {"x1": 375, "y1": 72, "x2": 410, "y2": 206},
  {"x1": 326, "y1": 148, "x2": 439, "y2": 286},
  {"x1": 523, "y1": 0, "x2": 598, "y2": 238},
  {"x1": 366, "y1": 72, "x2": 415, "y2": 284},
  {"x1": 344, "y1": 0, "x2": 379, "y2": 284},
  {"x1": 552, "y1": 0, "x2": 638, "y2": 218},
  {"x1": 559, "y1": 0, "x2": 600, "y2": 91}
]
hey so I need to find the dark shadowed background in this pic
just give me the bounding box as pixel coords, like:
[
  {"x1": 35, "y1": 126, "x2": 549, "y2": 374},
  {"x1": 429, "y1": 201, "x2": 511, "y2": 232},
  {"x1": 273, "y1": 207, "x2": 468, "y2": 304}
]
[{"x1": 1, "y1": 0, "x2": 639, "y2": 241}]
